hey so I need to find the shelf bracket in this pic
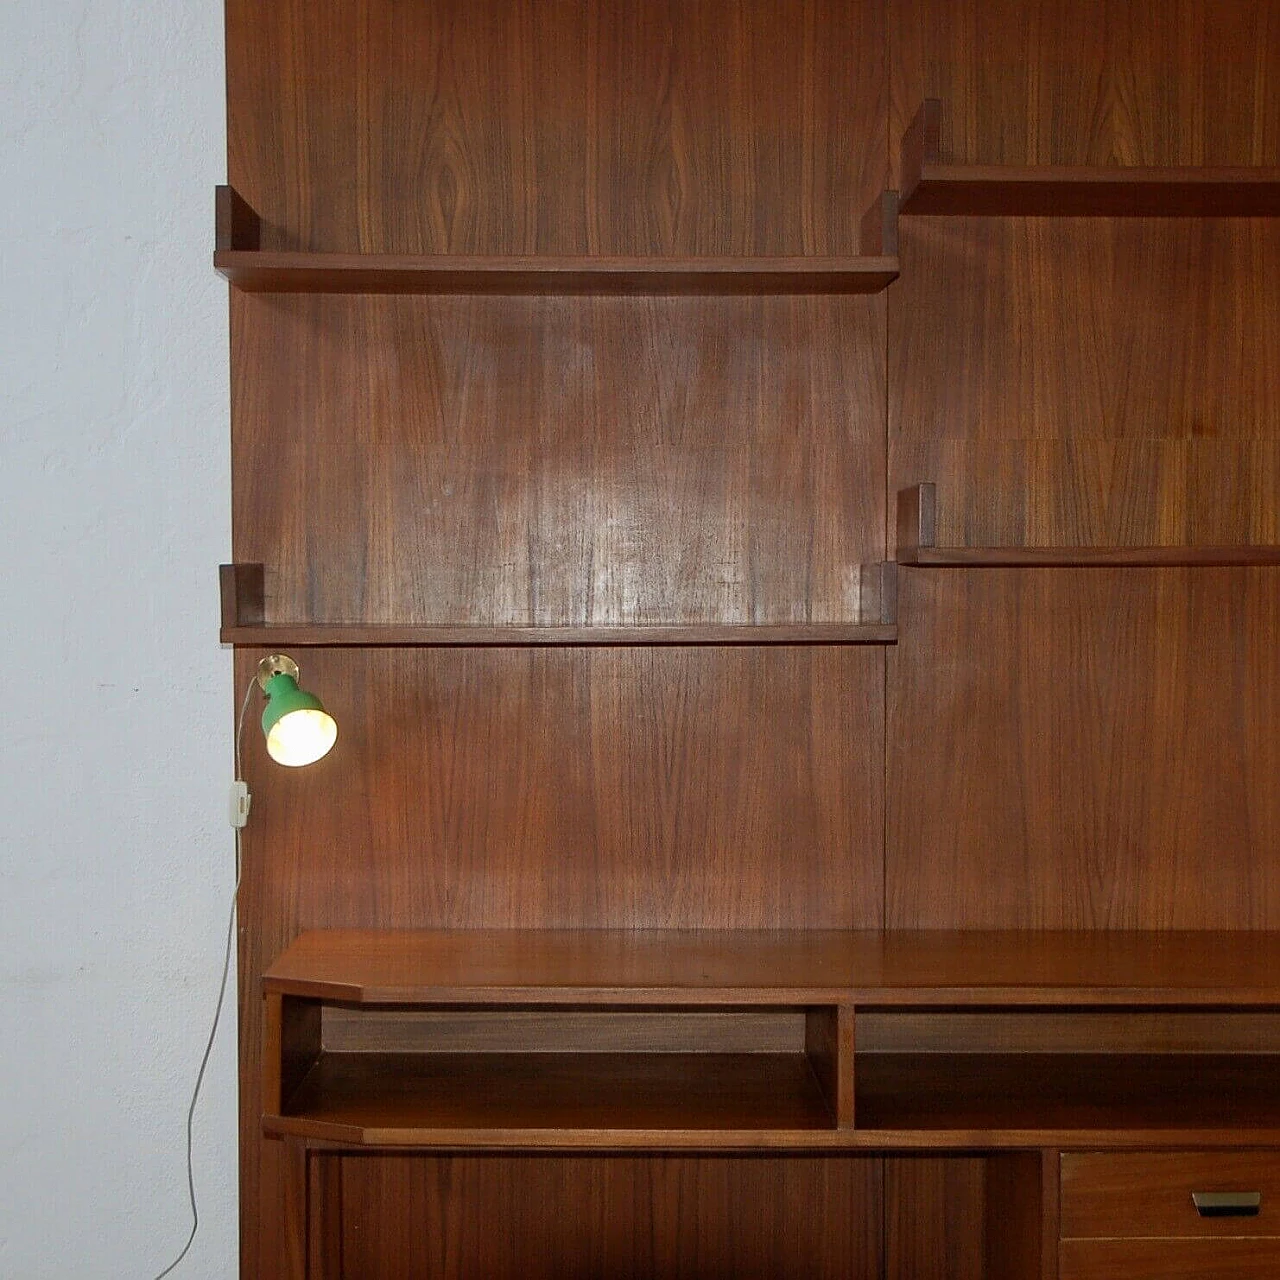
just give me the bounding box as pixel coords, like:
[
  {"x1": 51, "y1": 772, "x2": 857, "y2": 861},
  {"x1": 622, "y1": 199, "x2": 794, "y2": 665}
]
[
  {"x1": 859, "y1": 191, "x2": 899, "y2": 257},
  {"x1": 895, "y1": 485, "x2": 936, "y2": 566},
  {"x1": 216, "y1": 184, "x2": 262, "y2": 253},
  {"x1": 220, "y1": 562, "x2": 265, "y2": 634},
  {"x1": 899, "y1": 100, "x2": 944, "y2": 211},
  {"x1": 859, "y1": 561, "x2": 898, "y2": 626}
]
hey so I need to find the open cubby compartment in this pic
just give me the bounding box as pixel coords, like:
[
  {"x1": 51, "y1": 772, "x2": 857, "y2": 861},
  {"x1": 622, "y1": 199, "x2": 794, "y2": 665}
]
[
  {"x1": 263, "y1": 994, "x2": 856, "y2": 1147},
  {"x1": 855, "y1": 1007, "x2": 1280, "y2": 1146},
  {"x1": 895, "y1": 483, "x2": 1280, "y2": 567}
]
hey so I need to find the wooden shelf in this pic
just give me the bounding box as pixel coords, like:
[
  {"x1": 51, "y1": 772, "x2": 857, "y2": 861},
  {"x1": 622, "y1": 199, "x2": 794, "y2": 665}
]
[
  {"x1": 215, "y1": 187, "x2": 899, "y2": 295},
  {"x1": 219, "y1": 563, "x2": 899, "y2": 646},
  {"x1": 267, "y1": 1051, "x2": 836, "y2": 1147},
  {"x1": 898, "y1": 100, "x2": 1280, "y2": 217},
  {"x1": 221, "y1": 622, "x2": 899, "y2": 646},
  {"x1": 264, "y1": 928, "x2": 1280, "y2": 1007},
  {"x1": 896, "y1": 484, "x2": 1280, "y2": 567}
]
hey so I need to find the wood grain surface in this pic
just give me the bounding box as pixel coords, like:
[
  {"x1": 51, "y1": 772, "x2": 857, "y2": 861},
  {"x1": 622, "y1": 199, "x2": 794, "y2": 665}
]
[
  {"x1": 888, "y1": 569, "x2": 1280, "y2": 928},
  {"x1": 1060, "y1": 1238, "x2": 1280, "y2": 1279},
  {"x1": 885, "y1": 1157, "x2": 987, "y2": 1280},
  {"x1": 1061, "y1": 1150, "x2": 1280, "y2": 1239},
  {"x1": 224, "y1": 0, "x2": 1280, "y2": 1271},
  {"x1": 228, "y1": 0, "x2": 885, "y2": 256},
  {"x1": 338, "y1": 1154, "x2": 884, "y2": 1279},
  {"x1": 232, "y1": 293, "x2": 884, "y2": 628},
  {"x1": 216, "y1": 250, "x2": 900, "y2": 295},
  {"x1": 891, "y1": 0, "x2": 1280, "y2": 174},
  {"x1": 898, "y1": 99, "x2": 1280, "y2": 216},
  {"x1": 264, "y1": 929, "x2": 1280, "y2": 1005}
]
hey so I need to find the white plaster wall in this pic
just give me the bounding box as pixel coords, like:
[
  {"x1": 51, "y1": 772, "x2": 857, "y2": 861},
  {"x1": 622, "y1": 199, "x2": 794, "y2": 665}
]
[{"x1": 0, "y1": 2, "x2": 235, "y2": 1276}]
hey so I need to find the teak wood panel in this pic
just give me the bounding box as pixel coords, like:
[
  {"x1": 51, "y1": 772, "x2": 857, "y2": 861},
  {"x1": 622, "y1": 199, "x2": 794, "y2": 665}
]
[
  {"x1": 1059, "y1": 1240, "x2": 1280, "y2": 1279},
  {"x1": 232, "y1": 293, "x2": 885, "y2": 627},
  {"x1": 337, "y1": 1154, "x2": 884, "y2": 1280},
  {"x1": 237, "y1": 647, "x2": 882, "y2": 931},
  {"x1": 237, "y1": 644, "x2": 882, "y2": 1270},
  {"x1": 265, "y1": 929, "x2": 1280, "y2": 1007},
  {"x1": 1061, "y1": 1150, "x2": 1280, "y2": 1239},
  {"x1": 888, "y1": 569, "x2": 1280, "y2": 928},
  {"x1": 889, "y1": 218, "x2": 1280, "y2": 551},
  {"x1": 226, "y1": 0, "x2": 886, "y2": 256},
  {"x1": 891, "y1": 0, "x2": 1280, "y2": 175},
  {"x1": 889, "y1": 0, "x2": 1280, "y2": 555},
  {"x1": 885, "y1": 1157, "x2": 987, "y2": 1280}
]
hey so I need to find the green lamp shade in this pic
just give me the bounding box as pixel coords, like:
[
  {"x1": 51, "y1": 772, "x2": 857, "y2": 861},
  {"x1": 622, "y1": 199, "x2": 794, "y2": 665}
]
[{"x1": 261, "y1": 673, "x2": 338, "y2": 767}]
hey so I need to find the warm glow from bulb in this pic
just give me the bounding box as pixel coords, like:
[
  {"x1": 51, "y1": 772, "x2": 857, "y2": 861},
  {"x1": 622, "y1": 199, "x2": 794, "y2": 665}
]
[{"x1": 265, "y1": 707, "x2": 338, "y2": 767}]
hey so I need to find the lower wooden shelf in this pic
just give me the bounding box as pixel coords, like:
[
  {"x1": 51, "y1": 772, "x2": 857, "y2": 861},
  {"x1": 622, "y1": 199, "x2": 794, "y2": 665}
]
[
  {"x1": 267, "y1": 1050, "x2": 835, "y2": 1146},
  {"x1": 856, "y1": 1053, "x2": 1280, "y2": 1145}
]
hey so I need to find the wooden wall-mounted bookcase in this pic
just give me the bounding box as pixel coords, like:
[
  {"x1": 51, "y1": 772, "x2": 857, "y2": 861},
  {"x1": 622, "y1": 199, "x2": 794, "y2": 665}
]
[{"x1": 222, "y1": 1, "x2": 1280, "y2": 1276}]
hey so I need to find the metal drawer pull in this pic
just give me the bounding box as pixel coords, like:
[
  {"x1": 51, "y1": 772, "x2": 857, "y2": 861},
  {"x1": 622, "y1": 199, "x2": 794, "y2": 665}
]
[{"x1": 1192, "y1": 1191, "x2": 1262, "y2": 1217}]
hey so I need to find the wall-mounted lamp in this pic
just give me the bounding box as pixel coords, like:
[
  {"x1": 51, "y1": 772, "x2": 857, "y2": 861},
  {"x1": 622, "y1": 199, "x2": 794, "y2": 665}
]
[{"x1": 256, "y1": 654, "x2": 338, "y2": 766}]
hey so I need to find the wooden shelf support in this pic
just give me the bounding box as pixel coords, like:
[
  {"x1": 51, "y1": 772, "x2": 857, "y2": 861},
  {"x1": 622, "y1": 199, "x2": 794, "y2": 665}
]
[
  {"x1": 895, "y1": 485, "x2": 1280, "y2": 567},
  {"x1": 219, "y1": 561, "x2": 264, "y2": 631},
  {"x1": 213, "y1": 187, "x2": 899, "y2": 295},
  {"x1": 859, "y1": 190, "x2": 899, "y2": 257},
  {"x1": 898, "y1": 99, "x2": 1280, "y2": 216},
  {"x1": 219, "y1": 563, "x2": 898, "y2": 645},
  {"x1": 215, "y1": 184, "x2": 261, "y2": 252}
]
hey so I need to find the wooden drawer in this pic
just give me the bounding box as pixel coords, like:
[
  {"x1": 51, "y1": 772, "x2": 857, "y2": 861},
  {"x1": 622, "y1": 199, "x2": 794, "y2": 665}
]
[
  {"x1": 1061, "y1": 1152, "x2": 1280, "y2": 1239},
  {"x1": 1060, "y1": 1239, "x2": 1280, "y2": 1279}
]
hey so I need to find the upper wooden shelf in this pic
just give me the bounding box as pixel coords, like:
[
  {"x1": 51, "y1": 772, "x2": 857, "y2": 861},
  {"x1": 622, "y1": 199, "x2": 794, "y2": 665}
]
[
  {"x1": 214, "y1": 186, "x2": 899, "y2": 295},
  {"x1": 219, "y1": 563, "x2": 899, "y2": 646},
  {"x1": 264, "y1": 928, "x2": 1280, "y2": 1007},
  {"x1": 896, "y1": 485, "x2": 1280, "y2": 567},
  {"x1": 898, "y1": 100, "x2": 1280, "y2": 217}
]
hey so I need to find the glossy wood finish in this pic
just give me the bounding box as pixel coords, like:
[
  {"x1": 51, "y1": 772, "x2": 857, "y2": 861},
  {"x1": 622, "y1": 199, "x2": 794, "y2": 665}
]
[
  {"x1": 888, "y1": 570, "x2": 1280, "y2": 928},
  {"x1": 1059, "y1": 1239, "x2": 1280, "y2": 1279},
  {"x1": 896, "y1": 485, "x2": 1280, "y2": 567},
  {"x1": 214, "y1": 190, "x2": 899, "y2": 292},
  {"x1": 899, "y1": 101, "x2": 1280, "y2": 216},
  {"x1": 1061, "y1": 1151, "x2": 1280, "y2": 1238},
  {"x1": 219, "y1": 561, "x2": 900, "y2": 644},
  {"x1": 232, "y1": 293, "x2": 884, "y2": 630},
  {"x1": 225, "y1": 0, "x2": 1280, "y2": 1270},
  {"x1": 264, "y1": 929, "x2": 1280, "y2": 1007},
  {"x1": 338, "y1": 1155, "x2": 884, "y2": 1280}
]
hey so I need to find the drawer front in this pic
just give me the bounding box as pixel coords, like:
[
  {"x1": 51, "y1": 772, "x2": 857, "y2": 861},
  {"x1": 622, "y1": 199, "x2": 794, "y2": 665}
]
[
  {"x1": 1061, "y1": 1152, "x2": 1280, "y2": 1239},
  {"x1": 1061, "y1": 1239, "x2": 1280, "y2": 1279}
]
